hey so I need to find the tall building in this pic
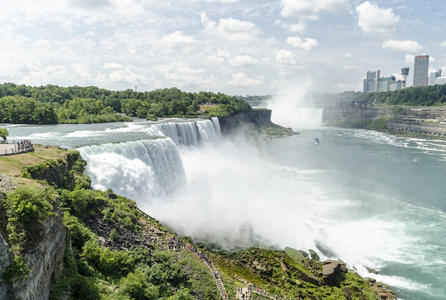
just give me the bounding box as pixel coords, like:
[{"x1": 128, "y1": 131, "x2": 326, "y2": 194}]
[
  {"x1": 430, "y1": 69, "x2": 442, "y2": 85},
  {"x1": 401, "y1": 67, "x2": 410, "y2": 88},
  {"x1": 377, "y1": 75, "x2": 403, "y2": 92},
  {"x1": 413, "y1": 55, "x2": 429, "y2": 87},
  {"x1": 363, "y1": 70, "x2": 380, "y2": 93}
]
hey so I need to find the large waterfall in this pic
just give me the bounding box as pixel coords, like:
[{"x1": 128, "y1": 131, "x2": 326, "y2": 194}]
[
  {"x1": 146, "y1": 117, "x2": 221, "y2": 146},
  {"x1": 295, "y1": 108, "x2": 324, "y2": 126},
  {"x1": 78, "y1": 138, "x2": 185, "y2": 202},
  {"x1": 77, "y1": 118, "x2": 221, "y2": 202}
]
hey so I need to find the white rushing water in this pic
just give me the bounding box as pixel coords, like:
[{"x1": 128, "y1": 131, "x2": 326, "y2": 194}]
[{"x1": 4, "y1": 115, "x2": 446, "y2": 300}]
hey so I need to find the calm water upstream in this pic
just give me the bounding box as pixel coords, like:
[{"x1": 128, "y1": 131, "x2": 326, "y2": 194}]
[{"x1": 4, "y1": 119, "x2": 446, "y2": 300}]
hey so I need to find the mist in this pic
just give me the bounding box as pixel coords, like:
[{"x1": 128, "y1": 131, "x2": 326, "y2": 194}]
[
  {"x1": 267, "y1": 81, "x2": 324, "y2": 129},
  {"x1": 140, "y1": 136, "x2": 335, "y2": 251}
]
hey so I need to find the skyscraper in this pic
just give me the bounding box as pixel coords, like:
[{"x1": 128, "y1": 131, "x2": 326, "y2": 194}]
[
  {"x1": 401, "y1": 67, "x2": 410, "y2": 88},
  {"x1": 363, "y1": 70, "x2": 380, "y2": 93},
  {"x1": 413, "y1": 55, "x2": 429, "y2": 87}
]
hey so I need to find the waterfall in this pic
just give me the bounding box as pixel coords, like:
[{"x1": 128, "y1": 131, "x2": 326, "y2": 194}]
[
  {"x1": 78, "y1": 138, "x2": 185, "y2": 202},
  {"x1": 295, "y1": 108, "x2": 324, "y2": 126},
  {"x1": 146, "y1": 118, "x2": 221, "y2": 146}
]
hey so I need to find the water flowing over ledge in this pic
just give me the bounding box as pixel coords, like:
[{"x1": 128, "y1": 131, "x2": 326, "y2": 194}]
[{"x1": 78, "y1": 138, "x2": 186, "y2": 200}]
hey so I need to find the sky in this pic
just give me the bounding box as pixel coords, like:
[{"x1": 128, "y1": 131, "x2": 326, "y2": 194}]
[{"x1": 0, "y1": 0, "x2": 445, "y2": 95}]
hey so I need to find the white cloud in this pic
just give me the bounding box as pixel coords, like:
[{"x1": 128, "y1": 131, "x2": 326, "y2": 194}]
[
  {"x1": 103, "y1": 63, "x2": 124, "y2": 69},
  {"x1": 281, "y1": 0, "x2": 350, "y2": 20},
  {"x1": 287, "y1": 36, "x2": 318, "y2": 50},
  {"x1": 201, "y1": 12, "x2": 259, "y2": 41},
  {"x1": 161, "y1": 31, "x2": 195, "y2": 46},
  {"x1": 405, "y1": 54, "x2": 415, "y2": 64},
  {"x1": 161, "y1": 64, "x2": 210, "y2": 88},
  {"x1": 195, "y1": 0, "x2": 238, "y2": 2},
  {"x1": 290, "y1": 21, "x2": 307, "y2": 32},
  {"x1": 275, "y1": 49, "x2": 296, "y2": 65},
  {"x1": 229, "y1": 72, "x2": 264, "y2": 87},
  {"x1": 382, "y1": 40, "x2": 423, "y2": 52},
  {"x1": 229, "y1": 55, "x2": 258, "y2": 67},
  {"x1": 356, "y1": 1, "x2": 400, "y2": 34},
  {"x1": 109, "y1": 68, "x2": 148, "y2": 84},
  {"x1": 440, "y1": 41, "x2": 446, "y2": 47}
]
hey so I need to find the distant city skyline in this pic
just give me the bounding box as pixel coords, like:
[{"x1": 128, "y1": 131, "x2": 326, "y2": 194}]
[{"x1": 0, "y1": 0, "x2": 445, "y2": 95}]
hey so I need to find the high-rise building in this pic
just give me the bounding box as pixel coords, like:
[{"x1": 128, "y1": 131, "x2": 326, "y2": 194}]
[
  {"x1": 413, "y1": 55, "x2": 429, "y2": 87},
  {"x1": 430, "y1": 69, "x2": 442, "y2": 85},
  {"x1": 363, "y1": 70, "x2": 380, "y2": 93},
  {"x1": 377, "y1": 75, "x2": 403, "y2": 92},
  {"x1": 401, "y1": 67, "x2": 410, "y2": 88}
]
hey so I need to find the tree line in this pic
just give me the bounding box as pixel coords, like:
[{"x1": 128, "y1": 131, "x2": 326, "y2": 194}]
[
  {"x1": 0, "y1": 83, "x2": 252, "y2": 124},
  {"x1": 313, "y1": 84, "x2": 446, "y2": 107}
]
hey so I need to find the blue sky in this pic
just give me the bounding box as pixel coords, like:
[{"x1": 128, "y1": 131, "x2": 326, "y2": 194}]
[{"x1": 0, "y1": 0, "x2": 445, "y2": 95}]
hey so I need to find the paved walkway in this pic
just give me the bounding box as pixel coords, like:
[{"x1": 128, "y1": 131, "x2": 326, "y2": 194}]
[{"x1": 0, "y1": 143, "x2": 33, "y2": 156}]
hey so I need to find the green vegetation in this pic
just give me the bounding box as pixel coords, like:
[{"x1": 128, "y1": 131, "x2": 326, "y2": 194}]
[
  {"x1": 0, "y1": 83, "x2": 252, "y2": 124},
  {"x1": 0, "y1": 127, "x2": 8, "y2": 142},
  {"x1": 315, "y1": 84, "x2": 446, "y2": 107},
  {"x1": 326, "y1": 116, "x2": 399, "y2": 131},
  {"x1": 3, "y1": 185, "x2": 57, "y2": 255}
]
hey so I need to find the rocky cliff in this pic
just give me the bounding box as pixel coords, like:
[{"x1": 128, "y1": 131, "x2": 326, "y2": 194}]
[
  {"x1": 323, "y1": 104, "x2": 446, "y2": 123},
  {"x1": 10, "y1": 212, "x2": 66, "y2": 300},
  {"x1": 218, "y1": 109, "x2": 275, "y2": 134},
  {"x1": 323, "y1": 104, "x2": 446, "y2": 137},
  {"x1": 0, "y1": 231, "x2": 10, "y2": 300}
]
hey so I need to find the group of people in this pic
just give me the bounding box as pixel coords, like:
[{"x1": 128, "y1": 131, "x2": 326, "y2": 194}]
[
  {"x1": 166, "y1": 236, "x2": 211, "y2": 265},
  {"x1": 12, "y1": 140, "x2": 33, "y2": 152}
]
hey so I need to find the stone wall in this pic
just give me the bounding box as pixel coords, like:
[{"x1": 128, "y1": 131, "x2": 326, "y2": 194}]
[
  {"x1": 218, "y1": 110, "x2": 274, "y2": 134},
  {"x1": 386, "y1": 121, "x2": 446, "y2": 136}
]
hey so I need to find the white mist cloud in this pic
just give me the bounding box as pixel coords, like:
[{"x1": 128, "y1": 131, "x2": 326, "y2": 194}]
[
  {"x1": 356, "y1": 1, "x2": 400, "y2": 34},
  {"x1": 382, "y1": 40, "x2": 423, "y2": 52}
]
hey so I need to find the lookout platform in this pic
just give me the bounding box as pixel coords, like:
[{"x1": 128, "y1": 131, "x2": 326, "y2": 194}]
[{"x1": 0, "y1": 142, "x2": 34, "y2": 156}]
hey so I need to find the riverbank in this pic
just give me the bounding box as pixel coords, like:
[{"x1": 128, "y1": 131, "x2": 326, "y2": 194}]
[{"x1": 323, "y1": 105, "x2": 446, "y2": 141}]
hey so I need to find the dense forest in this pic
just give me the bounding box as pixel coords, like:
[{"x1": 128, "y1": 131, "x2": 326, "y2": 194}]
[
  {"x1": 0, "y1": 83, "x2": 252, "y2": 124},
  {"x1": 313, "y1": 84, "x2": 446, "y2": 107}
]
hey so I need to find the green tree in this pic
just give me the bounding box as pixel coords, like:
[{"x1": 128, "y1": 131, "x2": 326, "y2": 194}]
[{"x1": 0, "y1": 127, "x2": 9, "y2": 142}]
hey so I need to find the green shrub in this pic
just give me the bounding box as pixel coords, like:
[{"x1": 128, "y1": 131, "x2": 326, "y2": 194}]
[
  {"x1": 119, "y1": 268, "x2": 159, "y2": 300},
  {"x1": 4, "y1": 185, "x2": 57, "y2": 254},
  {"x1": 2, "y1": 256, "x2": 30, "y2": 281}
]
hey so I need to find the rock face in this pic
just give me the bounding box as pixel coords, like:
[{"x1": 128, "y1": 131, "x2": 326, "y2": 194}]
[
  {"x1": 0, "y1": 232, "x2": 10, "y2": 300},
  {"x1": 387, "y1": 121, "x2": 446, "y2": 136},
  {"x1": 323, "y1": 105, "x2": 446, "y2": 125},
  {"x1": 218, "y1": 110, "x2": 275, "y2": 134},
  {"x1": 322, "y1": 259, "x2": 347, "y2": 285},
  {"x1": 10, "y1": 212, "x2": 66, "y2": 300}
]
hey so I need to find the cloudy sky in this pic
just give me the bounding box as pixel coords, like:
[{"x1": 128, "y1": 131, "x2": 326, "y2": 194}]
[{"x1": 0, "y1": 0, "x2": 445, "y2": 95}]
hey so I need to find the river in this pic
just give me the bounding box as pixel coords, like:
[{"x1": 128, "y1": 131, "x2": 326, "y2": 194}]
[{"x1": 3, "y1": 115, "x2": 446, "y2": 300}]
